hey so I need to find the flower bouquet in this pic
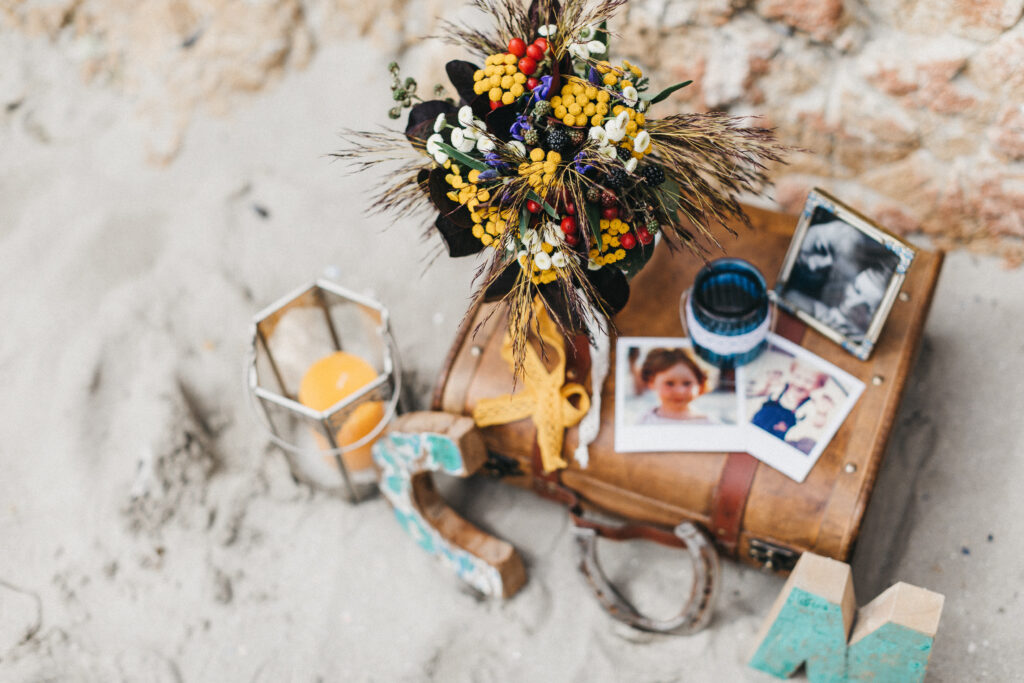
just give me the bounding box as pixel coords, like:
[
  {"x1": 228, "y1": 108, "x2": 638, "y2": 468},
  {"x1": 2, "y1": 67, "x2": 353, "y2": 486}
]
[{"x1": 337, "y1": 0, "x2": 787, "y2": 373}]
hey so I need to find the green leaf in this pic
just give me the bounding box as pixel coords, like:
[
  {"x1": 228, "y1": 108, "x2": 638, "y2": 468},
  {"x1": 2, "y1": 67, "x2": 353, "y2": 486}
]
[
  {"x1": 526, "y1": 190, "x2": 558, "y2": 219},
  {"x1": 660, "y1": 177, "x2": 683, "y2": 216},
  {"x1": 436, "y1": 141, "x2": 488, "y2": 171},
  {"x1": 584, "y1": 200, "x2": 602, "y2": 251},
  {"x1": 643, "y1": 80, "x2": 693, "y2": 105},
  {"x1": 595, "y1": 20, "x2": 609, "y2": 50},
  {"x1": 519, "y1": 202, "x2": 531, "y2": 238}
]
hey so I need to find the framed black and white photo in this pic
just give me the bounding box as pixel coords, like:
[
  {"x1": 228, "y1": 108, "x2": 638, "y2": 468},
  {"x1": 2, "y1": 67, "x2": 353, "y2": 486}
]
[{"x1": 773, "y1": 188, "x2": 916, "y2": 361}]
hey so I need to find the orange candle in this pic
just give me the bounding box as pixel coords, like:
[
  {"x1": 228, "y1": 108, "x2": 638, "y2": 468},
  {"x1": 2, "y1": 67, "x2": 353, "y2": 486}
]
[{"x1": 298, "y1": 351, "x2": 385, "y2": 471}]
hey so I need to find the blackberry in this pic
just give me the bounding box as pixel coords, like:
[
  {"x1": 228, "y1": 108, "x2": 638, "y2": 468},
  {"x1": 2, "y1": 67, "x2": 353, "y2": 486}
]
[
  {"x1": 545, "y1": 127, "x2": 571, "y2": 153},
  {"x1": 523, "y1": 129, "x2": 539, "y2": 146},
  {"x1": 569, "y1": 129, "x2": 585, "y2": 145},
  {"x1": 586, "y1": 186, "x2": 601, "y2": 203},
  {"x1": 604, "y1": 166, "x2": 629, "y2": 189},
  {"x1": 639, "y1": 164, "x2": 666, "y2": 186},
  {"x1": 533, "y1": 100, "x2": 552, "y2": 118},
  {"x1": 616, "y1": 146, "x2": 632, "y2": 162}
]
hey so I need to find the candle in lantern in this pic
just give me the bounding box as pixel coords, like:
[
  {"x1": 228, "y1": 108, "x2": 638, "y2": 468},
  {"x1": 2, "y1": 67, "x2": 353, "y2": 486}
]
[{"x1": 298, "y1": 351, "x2": 385, "y2": 471}]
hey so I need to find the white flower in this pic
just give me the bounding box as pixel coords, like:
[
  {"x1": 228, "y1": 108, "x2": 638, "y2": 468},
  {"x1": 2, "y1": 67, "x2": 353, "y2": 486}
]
[
  {"x1": 462, "y1": 126, "x2": 479, "y2": 140},
  {"x1": 598, "y1": 144, "x2": 618, "y2": 160},
  {"x1": 534, "y1": 251, "x2": 552, "y2": 271},
  {"x1": 624, "y1": 157, "x2": 638, "y2": 173},
  {"x1": 522, "y1": 229, "x2": 540, "y2": 248},
  {"x1": 538, "y1": 24, "x2": 558, "y2": 37},
  {"x1": 458, "y1": 106, "x2": 475, "y2": 127},
  {"x1": 426, "y1": 133, "x2": 448, "y2": 164},
  {"x1": 587, "y1": 259, "x2": 602, "y2": 271},
  {"x1": 433, "y1": 113, "x2": 446, "y2": 133},
  {"x1": 551, "y1": 251, "x2": 567, "y2": 268},
  {"x1": 508, "y1": 140, "x2": 527, "y2": 157},
  {"x1": 622, "y1": 86, "x2": 638, "y2": 107},
  {"x1": 605, "y1": 119, "x2": 626, "y2": 142},
  {"x1": 451, "y1": 128, "x2": 475, "y2": 153},
  {"x1": 542, "y1": 223, "x2": 559, "y2": 245},
  {"x1": 633, "y1": 130, "x2": 651, "y2": 153},
  {"x1": 476, "y1": 135, "x2": 495, "y2": 152},
  {"x1": 569, "y1": 42, "x2": 590, "y2": 61},
  {"x1": 578, "y1": 25, "x2": 596, "y2": 41},
  {"x1": 586, "y1": 40, "x2": 606, "y2": 55},
  {"x1": 589, "y1": 126, "x2": 608, "y2": 145}
]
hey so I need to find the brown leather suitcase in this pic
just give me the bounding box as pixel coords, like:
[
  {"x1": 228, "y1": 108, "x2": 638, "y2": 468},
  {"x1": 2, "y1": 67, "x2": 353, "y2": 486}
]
[{"x1": 431, "y1": 205, "x2": 944, "y2": 571}]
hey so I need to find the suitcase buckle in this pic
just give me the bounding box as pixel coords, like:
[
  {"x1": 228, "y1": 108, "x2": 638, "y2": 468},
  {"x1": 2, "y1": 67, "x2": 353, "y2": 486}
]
[{"x1": 748, "y1": 539, "x2": 799, "y2": 571}]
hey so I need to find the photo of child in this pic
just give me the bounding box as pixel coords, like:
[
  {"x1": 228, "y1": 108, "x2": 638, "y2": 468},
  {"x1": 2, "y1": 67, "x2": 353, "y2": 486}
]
[
  {"x1": 615, "y1": 338, "x2": 744, "y2": 453},
  {"x1": 742, "y1": 334, "x2": 864, "y2": 482}
]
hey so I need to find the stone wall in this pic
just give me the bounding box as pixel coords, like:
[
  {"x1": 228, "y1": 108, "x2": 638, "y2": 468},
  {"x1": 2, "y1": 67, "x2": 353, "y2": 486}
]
[{"x1": 4, "y1": 0, "x2": 1022, "y2": 259}]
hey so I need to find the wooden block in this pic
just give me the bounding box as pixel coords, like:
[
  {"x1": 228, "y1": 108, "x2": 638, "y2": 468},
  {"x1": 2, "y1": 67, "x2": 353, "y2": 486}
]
[
  {"x1": 846, "y1": 582, "x2": 944, "y2": 683},
  {"x1": 749, "y1": 553, "x2": 856, "y2": 682},
  {"x1": 372, "y1": 411, "x2": 526, "y2": 599}
]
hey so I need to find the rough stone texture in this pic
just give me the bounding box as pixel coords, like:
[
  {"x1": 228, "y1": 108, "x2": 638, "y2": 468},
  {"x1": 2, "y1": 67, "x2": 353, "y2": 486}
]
[{"x1": 2, "y1": 0, "x2": 1022, "y2": 257}]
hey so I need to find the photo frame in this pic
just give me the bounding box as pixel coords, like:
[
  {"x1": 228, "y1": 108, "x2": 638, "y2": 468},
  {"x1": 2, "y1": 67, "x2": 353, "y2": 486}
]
[{"x1": 773, "y1": 188, "x2": 916, "y2": 361}]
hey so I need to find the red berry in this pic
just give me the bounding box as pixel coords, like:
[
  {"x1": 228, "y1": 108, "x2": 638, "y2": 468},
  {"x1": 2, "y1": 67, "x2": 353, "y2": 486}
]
[
  {"x1": 527, "y1": 200, "x2": 541, "y2": 214},
  {"x1": 508, "y1": 38, "x2": 526, "y2": 57},
  {"x1": 518, "y1": 57, "x2": 537, "y2": 75},
  {"x1": 601, "y1": 206, "x2": 619, "y2": 220},
  {"x1": 533, "y1": 37, "x2": 548, "y2": 52},
  {"x1": 564, "y1": 233, "x2": 580, "y2": 247},
  {"x1": 565, "y1": 201, "x2": 576, "y2": 215},
  {"x1": 526, "y1": 44, "x2": 544, "y2": 61},
  {"x1": 620, "y1": 232, "x2": 637, "y2": 249},
  {"x1": 490, "y1": 100, "x2": 501, "y2": 111},
  {"x1": 526, "y1": 77, "x2": 541, "y2": 91},
  {"x1": 600, "y1": 191, "x2": 617, "y2": 207},
  {"x1": 560, "y1": 216, "x2": 578, "y2": 234},
  {"x1": 637, "y1": 228, "x2": 654, "y2": 245}
]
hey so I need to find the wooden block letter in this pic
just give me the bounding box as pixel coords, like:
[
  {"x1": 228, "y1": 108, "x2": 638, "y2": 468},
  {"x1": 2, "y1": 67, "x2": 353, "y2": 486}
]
[
  {"x1": 372, "y1": 411, "x2": 526, "y2": 598},
  {"x1": 749, "y1": 553, "x2": 857, "y2": 683},
  {"x1": 846, "y1": 582, "x2": 944, "y2": 683}
]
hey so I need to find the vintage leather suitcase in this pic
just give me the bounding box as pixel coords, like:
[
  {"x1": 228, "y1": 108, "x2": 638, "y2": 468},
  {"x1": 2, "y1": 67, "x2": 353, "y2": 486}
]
[{"x1": 431, "y1": 205, "x2": 944, "y2": 571}]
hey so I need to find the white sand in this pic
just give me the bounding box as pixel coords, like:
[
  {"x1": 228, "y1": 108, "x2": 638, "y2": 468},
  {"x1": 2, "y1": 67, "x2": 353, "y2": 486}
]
[{"x1": 1, "y1": 26, "x2": 1022, "y2": 683}]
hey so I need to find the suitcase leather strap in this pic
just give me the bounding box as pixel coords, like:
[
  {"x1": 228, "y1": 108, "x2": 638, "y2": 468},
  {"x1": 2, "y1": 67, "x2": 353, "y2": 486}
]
[{"x1": 708, "y1": 308, "x2": 808, "y2": 556}]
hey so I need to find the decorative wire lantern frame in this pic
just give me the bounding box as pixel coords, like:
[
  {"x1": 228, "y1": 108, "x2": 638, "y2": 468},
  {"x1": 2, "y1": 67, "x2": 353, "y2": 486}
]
[{"x1": 245, "y1": 279, "x2": 402, "y2": 502}]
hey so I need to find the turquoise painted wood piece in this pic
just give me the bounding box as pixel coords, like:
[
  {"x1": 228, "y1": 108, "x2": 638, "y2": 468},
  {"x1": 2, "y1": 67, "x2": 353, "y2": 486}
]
[
  {"x1": 373, "y1": 429, "x2": 505, "y2": 597},
  {"x1": 847, "y1": 622, "x2": 933, "y2": 683},
  {"x1": 748, "y1": 553, "x2": 944, "y2": 683},
  {"x1": 749, "y1": 587, "x2": 850, "y2": 683}
]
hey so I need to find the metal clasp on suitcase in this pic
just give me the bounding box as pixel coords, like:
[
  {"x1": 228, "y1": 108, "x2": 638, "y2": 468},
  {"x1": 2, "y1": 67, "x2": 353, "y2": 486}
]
[
  {"x1": 748, "y1": 538, "x2": 799, "y2": 572},
  {"x1": 571, "y1": 514, "x2": 721, "y2": 635}
]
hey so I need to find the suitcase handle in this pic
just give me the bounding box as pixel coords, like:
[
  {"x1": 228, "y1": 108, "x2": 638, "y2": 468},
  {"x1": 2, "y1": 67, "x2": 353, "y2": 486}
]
[{"x1": 573, "y1": 520, "x2": 720, "y2": 635}]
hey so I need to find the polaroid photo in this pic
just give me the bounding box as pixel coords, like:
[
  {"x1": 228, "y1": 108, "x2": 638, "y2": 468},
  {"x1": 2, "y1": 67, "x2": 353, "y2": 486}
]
[
  {"x1": 615, "y1": 337, "x2": 744, "y2": 453},
  {"x1": 774, "y1": 188, "x2": 916, "y2": 361},
  {"x1": 742, "y1": 334, "x2": 865, "y2": 482}
]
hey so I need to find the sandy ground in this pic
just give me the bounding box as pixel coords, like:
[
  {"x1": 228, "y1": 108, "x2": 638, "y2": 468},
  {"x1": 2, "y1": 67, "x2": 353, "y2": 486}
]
[{"x1": 2, "y1": 27, "x2": 1023, "y2": 683}]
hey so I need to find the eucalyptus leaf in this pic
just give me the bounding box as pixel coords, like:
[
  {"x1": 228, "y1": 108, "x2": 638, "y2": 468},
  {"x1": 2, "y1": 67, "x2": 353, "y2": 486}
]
[
  {"x1": 584, "y1": 200, "x2": 602, "y2": 250},
  {"x1": 643, "y1": 80, "x2": 692, "y2": 105},
  {"x1": 436, "y1": 141, "x2": 488, "y2": 171},
  {"x1": 526, "y1": 190, "x2": 558, "y2": 219}
]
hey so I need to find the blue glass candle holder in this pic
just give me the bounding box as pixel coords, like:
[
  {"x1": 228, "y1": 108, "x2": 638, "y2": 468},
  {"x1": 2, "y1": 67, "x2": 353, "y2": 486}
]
[{"x1": 681, "y1": 258, "x2": 770, "y2": 370}]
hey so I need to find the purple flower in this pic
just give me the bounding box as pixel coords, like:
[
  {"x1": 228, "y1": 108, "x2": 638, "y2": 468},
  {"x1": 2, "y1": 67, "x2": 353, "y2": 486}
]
[
  {"x1": 537, "y1": 75, "x2": 554, "y2": 100},
  {"x1": 574, "y1": 151, "x2": 593, "y2": 174},
  {"x1": 510, "y1": 114, "x2": 531, "y2": 141},
  {"x1": 588, "y1": 67, "x2": 601, "y2": 85},
  {"x1": 477, "y1": 169, "x2": 499, "y2": 181},
  {"x1": 484, "y1": 152, "x2": 509, "y2": 171}
]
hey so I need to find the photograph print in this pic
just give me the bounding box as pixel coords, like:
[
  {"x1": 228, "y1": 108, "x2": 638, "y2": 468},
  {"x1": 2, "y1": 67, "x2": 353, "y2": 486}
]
[
  {"x1": 614, "y1": 337, "x2": 744, "y2": 453},
  {"x1": 774, "y1": 188, "x2": 916, "y2": 360},
  {"x1": 742, "y1": 334, "x2": 864, "y2": 482}
]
